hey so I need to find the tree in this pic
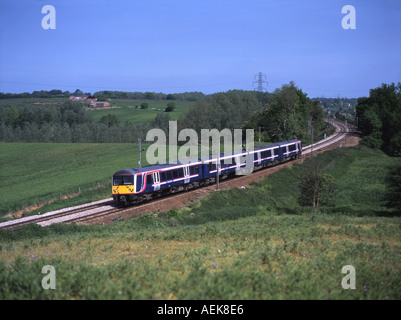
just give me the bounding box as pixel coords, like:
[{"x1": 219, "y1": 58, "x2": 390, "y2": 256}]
[
  {"x1": 356, "y1": 83, "x2": 401, "y2": 156},
  {"x1": 165, "y1": 102, "x2": 176, "y2": 112},
  {"x1": 179, "y1": 90, "x2": 262, "y2": 134},
  {"x1": 298, "y1": 158, "x2": 336, "y2": 208},
  {"x1": 242, "y1": 82, "x2": 325, "y2": 144},
  {"x1": 151, "y1": 113, "x2": 170, "y2": 133},
  {"x1": 73, "y1": 89, "x2": 84, "y2": 96},
  {"x1": 144, "y1": 92, "x2": 156, "y2": 100},
  {"x1": 99, "y1": 114, "x2": 120, "y2": 127}
]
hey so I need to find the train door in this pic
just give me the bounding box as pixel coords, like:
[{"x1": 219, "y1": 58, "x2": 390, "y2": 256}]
[
  {"x1": 257, "y1": 152, "x2": 261, "y2": 165},
  {"x1": 153, "y1": 172, "x2": 160, "y2": 191},
  {"x1": 135, "y1": 173, "x2": 144, "y2": 193},
  {"x1": 282, "y1": 145, "x2": 289, "y2": 158},
  {"x1": 184, "y1": 166, "x2": 190, "y2": 183}
]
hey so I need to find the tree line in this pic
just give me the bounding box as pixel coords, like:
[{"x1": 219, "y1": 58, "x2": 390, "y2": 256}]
[
  {"x1": 0, "y1": 89, "x2": 90, "y2": 99},
  {"x1": 177, "y1": 90, "x2": 264, "y2": 134},
  {"x1": 0, "y1": 89, "x2": 206, "y2": 102},
  {"x1": 92, "y1": 91, "x2": 205, "y2": 102},
  {"x1": 0, "y1": 100, "x2": 151, "y2": 143},
  {"x1": 0, "y1": 83, "x2": 326, "y2": 144}
]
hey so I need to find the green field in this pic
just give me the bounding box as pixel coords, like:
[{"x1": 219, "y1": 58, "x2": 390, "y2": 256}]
[
  {"x1": 0, "y1": 142, "x2": 149, "y2": 218},
  {"x1": 0, "y1": 146, "x2": 400, "y2": 299},
  {"x1": 88, "y1": 99, "x2": 194, "y2": 124},
  {"x1": 0, "y1": 97, "x2": 195, "y2": 125}
]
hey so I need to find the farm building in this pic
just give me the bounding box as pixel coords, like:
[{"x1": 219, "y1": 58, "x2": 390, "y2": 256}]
[{"x1": 69, "y1": 96, "x2": 87, "y2": 101}]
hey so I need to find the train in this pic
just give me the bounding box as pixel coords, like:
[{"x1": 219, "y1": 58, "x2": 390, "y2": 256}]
[{"x1": 112, "y1": 139, "x2": 302, "y2": 205}]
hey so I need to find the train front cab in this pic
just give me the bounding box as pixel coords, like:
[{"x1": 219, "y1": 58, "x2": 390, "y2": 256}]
[
  {"x1": 114, "y1": 163, "x2": 204, "y2": 204},
  {"x1": 112, "y1": 169, "x2": 137, "y2": 204}
]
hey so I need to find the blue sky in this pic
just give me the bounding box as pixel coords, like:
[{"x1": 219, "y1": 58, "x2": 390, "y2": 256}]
[{"x1": 0, "y1": 0, "x2": 400, "y2": 98}]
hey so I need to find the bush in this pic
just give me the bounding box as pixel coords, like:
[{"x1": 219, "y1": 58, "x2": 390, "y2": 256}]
[
  {"x1": 165, "y1": 102, "x2": 176, "y2": 112},
  {"x1": 140, "y1": 102, "x2": 149, "y2": 109}
]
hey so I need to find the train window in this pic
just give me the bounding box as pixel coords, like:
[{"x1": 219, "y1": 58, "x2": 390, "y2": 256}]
[
  {"x1": 161, "y1": 172, "x2": 167, "y2": 181},
  {"x1": 289, "y1": 144, "x2": 296, "y2": 152},
  {"x1": 113, "y1": 176, "x2": 123, "y2": 186},
  {"x1": 173, "y1": 170, "x2": 183, "y2": 179},
  {"x1": 261, "y1": 151, "x2": 267, "y2": 158},
  {"x1": 190, "y1": 166, "x2": 199, "y2": 175},
  {"x1": 146, "y1": 174, "x2": 152, "y2": 185},
  {"x1": 123, "y1": 176, "x2": 133, "y2": 185},
  {"x1": 208, "y1": 162, "x2": 216, "y2": 171},
  {"x1": 167, "y1": 171, "x2": 172, "y2": 180},
  {"x1": 113, "y1": 175, "x2": 133, "y2": 185},
  {"x1": 222, "y1": 157, "x2": 233, "y2": 167},
  {"x1": 174, "y1": 169, "x2": 184, "y2": 179},
  {"x1": 254, "y1": 153, "x2": 258, "y2": 161},
  {"x1": 274, "y1": 149, "x2": 279, "y2": 156},
  {"x1": 267, "y1": 150, "x2": 272, "y2": 157}
]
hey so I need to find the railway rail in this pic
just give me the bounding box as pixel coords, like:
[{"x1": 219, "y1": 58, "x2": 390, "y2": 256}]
[
  {"x1": 0, "y1": 198, "x2": 115, "y2": 229},
  {"x1": 0, "y1": 119, "x2": 354, "y2": 229}
]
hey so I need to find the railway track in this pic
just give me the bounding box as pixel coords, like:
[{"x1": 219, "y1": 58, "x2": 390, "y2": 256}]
[
  {"x1": 0, "y1": 199, "x2": 115, "y2": 229},
  {"x1": 0, "y1": 119, "x2": 353, "y2": 229},
  {"x1": 302, "y1": 119, "x2": 348, "y2": 155}
]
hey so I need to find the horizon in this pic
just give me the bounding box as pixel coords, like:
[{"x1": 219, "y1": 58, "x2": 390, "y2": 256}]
[
  {"x1": 1, "y1": 0, "x2": 400, "y2": 99},
  {"x1": 0, "y1": 87, "x2": 367, "y2": 100}
]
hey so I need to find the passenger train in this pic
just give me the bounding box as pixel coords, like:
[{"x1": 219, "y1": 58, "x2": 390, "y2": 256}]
[{"x1": 112, "y1": 139, "x2": 302, "y2": 205}]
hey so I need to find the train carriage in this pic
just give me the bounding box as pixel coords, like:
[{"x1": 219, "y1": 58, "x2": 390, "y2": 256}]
[{"x1": 112, "y1": 139, "x2": 302, "y2": 205}]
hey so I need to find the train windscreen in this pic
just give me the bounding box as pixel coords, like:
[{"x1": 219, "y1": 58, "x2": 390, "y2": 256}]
[{"x1": 113, "y1": 175, "x2": 134, "y2": 186}]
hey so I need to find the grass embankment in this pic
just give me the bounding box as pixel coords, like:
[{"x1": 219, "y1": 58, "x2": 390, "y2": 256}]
[{"x1": 0, "y1": 146, "x2": 400, "y2": 299}]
